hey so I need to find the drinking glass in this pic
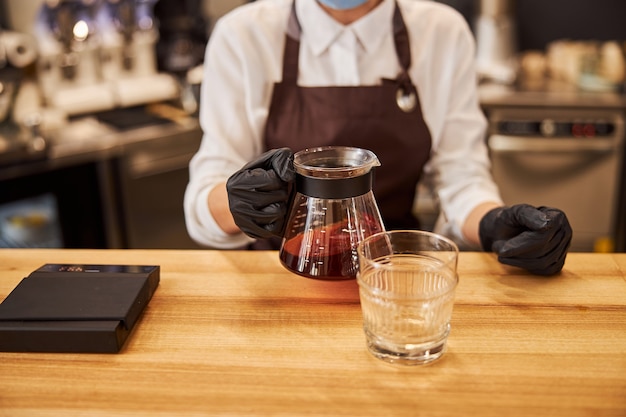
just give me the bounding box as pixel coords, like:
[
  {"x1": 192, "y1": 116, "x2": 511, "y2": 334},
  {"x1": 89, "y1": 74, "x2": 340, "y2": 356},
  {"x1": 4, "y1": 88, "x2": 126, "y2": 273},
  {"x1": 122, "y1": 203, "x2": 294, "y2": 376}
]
[{"x1": 356, "y1": 230, "x2": 459, "y2": 365}]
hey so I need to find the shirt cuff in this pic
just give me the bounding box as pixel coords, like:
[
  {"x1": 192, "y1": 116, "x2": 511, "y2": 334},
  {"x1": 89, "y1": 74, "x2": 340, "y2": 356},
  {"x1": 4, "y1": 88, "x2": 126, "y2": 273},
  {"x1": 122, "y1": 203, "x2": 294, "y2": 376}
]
[{"x1": 194, "y1": 185, "x2": 255, "y2": 249}]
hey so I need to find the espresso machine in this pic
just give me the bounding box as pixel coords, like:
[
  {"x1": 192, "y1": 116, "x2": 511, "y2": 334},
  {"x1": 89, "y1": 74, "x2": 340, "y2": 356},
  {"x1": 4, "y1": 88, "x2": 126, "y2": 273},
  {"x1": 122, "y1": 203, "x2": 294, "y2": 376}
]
[{"x1": 33, "y1": 0, "x2": 179, "y2": 117}]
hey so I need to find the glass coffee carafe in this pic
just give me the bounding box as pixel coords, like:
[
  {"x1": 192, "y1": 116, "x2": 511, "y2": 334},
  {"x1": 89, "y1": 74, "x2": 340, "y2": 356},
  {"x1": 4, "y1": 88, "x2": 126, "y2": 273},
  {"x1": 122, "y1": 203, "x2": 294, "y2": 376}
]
[{"x1": 279, "y1": 146, "x2": 385, "y2": 280}]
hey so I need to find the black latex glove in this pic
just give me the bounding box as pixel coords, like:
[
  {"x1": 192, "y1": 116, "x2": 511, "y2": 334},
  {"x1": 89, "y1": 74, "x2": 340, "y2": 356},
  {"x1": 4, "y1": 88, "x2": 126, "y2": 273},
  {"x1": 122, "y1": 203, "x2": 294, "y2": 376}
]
[
  {"x1": 226, "y1": 148, "x2": 295, "y2": 239},
  {"x1": 479, "y1": 204, "x2": 573, "y2": 275}
]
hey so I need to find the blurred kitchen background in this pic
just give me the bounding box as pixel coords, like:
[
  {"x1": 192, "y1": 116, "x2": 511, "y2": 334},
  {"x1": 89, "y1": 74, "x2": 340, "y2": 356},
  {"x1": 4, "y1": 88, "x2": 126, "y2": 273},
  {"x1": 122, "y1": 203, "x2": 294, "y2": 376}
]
[{"x1": 0, "y1": 0, "x2": 625, "y2": 252}]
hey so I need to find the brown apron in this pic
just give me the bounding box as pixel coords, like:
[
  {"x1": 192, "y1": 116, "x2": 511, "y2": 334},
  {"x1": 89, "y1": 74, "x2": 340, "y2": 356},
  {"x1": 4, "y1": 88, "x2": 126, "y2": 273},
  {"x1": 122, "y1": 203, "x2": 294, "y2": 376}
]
[{"x1": 259, "y1": 0, "x2": 432, "y2": 248}]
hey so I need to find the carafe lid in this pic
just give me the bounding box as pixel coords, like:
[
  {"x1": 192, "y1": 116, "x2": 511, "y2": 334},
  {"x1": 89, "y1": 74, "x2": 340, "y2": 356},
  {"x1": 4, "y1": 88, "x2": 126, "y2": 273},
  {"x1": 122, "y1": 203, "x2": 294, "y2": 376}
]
[
  {"x1": 293, "y1": 146, "x2": 380, "y2": 178},
  {"x1": 293, "y1": 146, "x2": 381, "y2": 199}
]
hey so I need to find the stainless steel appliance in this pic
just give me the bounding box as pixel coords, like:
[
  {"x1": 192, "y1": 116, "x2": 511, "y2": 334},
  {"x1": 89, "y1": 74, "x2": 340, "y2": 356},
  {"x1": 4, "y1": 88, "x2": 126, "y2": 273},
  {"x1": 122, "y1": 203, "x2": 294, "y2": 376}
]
[{"x1": 485, "y1": 104, "x2": 624, "y2": 252}]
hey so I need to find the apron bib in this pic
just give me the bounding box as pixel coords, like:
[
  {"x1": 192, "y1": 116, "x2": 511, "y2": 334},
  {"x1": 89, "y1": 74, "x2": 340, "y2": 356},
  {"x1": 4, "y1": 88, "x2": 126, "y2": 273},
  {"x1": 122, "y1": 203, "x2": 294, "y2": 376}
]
[{"x1": 264, "y1": 0, "x2": 432, "y2": 240}]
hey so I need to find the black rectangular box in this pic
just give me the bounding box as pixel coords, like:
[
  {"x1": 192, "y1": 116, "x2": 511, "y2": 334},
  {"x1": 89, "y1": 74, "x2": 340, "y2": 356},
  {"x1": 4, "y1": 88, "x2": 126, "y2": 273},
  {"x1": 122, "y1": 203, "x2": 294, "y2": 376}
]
[{"x1": 0, "y1": 264, "x2": 159, "y2": 353}]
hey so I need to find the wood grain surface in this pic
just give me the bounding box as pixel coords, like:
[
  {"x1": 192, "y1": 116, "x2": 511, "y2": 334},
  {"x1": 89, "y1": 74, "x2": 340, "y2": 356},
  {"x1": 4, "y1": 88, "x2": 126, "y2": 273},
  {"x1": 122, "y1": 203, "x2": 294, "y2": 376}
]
[{"x1": 0, "y1": 249, "x2": 625, "y2": 417}]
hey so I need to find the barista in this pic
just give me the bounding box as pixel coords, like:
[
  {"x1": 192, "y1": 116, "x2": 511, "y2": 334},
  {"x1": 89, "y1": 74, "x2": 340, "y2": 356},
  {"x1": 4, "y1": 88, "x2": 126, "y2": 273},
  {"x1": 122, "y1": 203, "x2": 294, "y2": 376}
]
[{"x1": 184, "y1": 0, "x2": 572, "y2": 275}]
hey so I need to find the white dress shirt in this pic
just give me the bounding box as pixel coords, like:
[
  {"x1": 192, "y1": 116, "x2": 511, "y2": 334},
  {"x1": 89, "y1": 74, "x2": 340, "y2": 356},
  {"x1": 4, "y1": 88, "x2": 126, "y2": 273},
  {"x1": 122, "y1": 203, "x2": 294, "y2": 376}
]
[{"x1": 184, "y1": 0, "x2": 503, "y2": 249}]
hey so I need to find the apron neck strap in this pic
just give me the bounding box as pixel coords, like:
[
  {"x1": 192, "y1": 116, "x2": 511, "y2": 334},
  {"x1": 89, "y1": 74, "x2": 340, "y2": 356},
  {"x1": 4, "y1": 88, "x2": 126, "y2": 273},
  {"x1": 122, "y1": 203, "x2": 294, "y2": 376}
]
[{"x1": 282, "y1": 0, "x2": 411, "y2": 84}]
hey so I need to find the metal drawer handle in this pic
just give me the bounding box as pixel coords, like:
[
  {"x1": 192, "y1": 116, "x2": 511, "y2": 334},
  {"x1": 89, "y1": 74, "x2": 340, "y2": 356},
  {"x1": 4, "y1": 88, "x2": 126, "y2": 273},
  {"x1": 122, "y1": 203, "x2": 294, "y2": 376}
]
[{"x1": 488, "y1": 134, "x2": 621, "y2": 154}]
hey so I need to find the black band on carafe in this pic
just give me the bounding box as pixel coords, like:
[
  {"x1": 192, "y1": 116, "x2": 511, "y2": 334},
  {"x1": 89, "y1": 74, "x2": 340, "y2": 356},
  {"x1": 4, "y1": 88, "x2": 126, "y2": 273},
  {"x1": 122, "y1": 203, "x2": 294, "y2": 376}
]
[{"x1": 295, "y1": 172, "x2": 374, "y2": 199}]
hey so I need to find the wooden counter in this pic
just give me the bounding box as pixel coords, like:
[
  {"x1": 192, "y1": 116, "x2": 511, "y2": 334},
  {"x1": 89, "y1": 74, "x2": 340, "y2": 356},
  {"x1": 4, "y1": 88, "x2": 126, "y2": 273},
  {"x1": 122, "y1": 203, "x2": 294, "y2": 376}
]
[{"x1": 1, "y1": 249, "x2": 625, "y2": 417}]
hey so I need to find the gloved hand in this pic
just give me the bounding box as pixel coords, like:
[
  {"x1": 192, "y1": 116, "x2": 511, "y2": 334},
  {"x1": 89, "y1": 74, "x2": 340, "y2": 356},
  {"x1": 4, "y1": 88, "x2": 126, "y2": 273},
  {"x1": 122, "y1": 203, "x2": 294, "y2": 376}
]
[
  {"x1": 226, "y1": 148, "x2": 295, "y2": 239},
  {"x1": 479, "y1": 204, "x2": 572, "y2": 275}
]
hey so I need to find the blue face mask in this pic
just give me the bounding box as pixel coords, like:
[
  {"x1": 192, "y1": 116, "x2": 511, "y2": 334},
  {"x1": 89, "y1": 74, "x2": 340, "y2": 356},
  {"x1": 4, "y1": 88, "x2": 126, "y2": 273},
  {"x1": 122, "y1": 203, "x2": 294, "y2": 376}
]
[{"x1": 317, "y1": 0, "x2": 370, "y2": 10}]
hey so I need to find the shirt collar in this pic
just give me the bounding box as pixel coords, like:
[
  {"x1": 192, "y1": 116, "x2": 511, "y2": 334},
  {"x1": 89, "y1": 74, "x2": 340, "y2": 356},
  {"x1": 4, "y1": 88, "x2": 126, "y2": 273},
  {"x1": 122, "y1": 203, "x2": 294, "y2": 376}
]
[{"x1": 297, "y1": 0, "x2": 396, "y2": 56}]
